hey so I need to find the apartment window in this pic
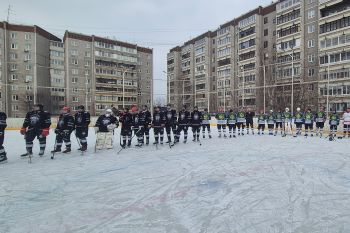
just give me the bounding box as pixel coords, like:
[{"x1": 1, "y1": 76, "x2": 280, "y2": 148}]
[
  {"x1": 11, "y1": 43, "x2": 18, "y2": 49},
  {"x1": 26, "y1": 85, "x2": 32, "y2": 91},
  {"x1": 308, "y1": 39, "x2": 315, "y2": 48},
  {"x1": 308, "y1": 24, "x2": 315, "y2": 33},
  {"x1": 25, "y1": 44, "x2": 32, "y2": 51},
  {"x1": 24, "y1": 53, "x2": 32, "y2": 61},
  {"x1": 11, "y1": 74, "x2": 18, "y2": 80},
  {"x1": 11, "y1": 85, "x2": 18, "y2": 91},
  {"x1": 26, "y1": 95, "x2": 33, "y2": 101},
  {"x1": 264, "y1": 41, "x2": 268, "y2": 48},
  {"x1": 264, "y1": 17, "x2": 268, "y2": 24},
  {"x1": 72, "y1": 77, "x2": 78, "y2": 83},
  {"x1": 308, "y1": 54, "x2": 316, "y2": 63},
  {"x1": 25, "y1": 34, "x2": 31, "y2": 40},
  {"x1": 26, "y1": 64, "x2": 32, "y2": 70},
  {"x1": 85, "y1": 60, "x2": 90, "y2": 67},
  {"x1": 12, "y1": 95, "x2": 19, "y2": 101},
  {"x1": 73, "y1": 88, "x2": 78, "y2": 93},
  {"x1": 72, "y1": 69, "x2": 79, "y2": 75},
  {"x1": 25, "y1": 75, "x2": 32, "y2": 82},
  {"x1": 85, "y1": 51, "x2": 91, "y2": 57},
  {"x1": 308, "y1": 68, "x2": 315, "y2": 77},
  {"x1": 86, "y1": 43, "x2": 91, "y2": 49},
  {"x1": 11, "y1": 64, "x2": 18, "y2": 71},
  {"x1": 72, "y1": 59, "x2": 78, "y2": 65},
  {"x1": 308, "y1": 10, "x2": 315, "y2": 19},
  {"x1": 10, "y1": 53, "x2": 18, "y2": 60},
  {"x1": 71, "y1": 50, "x2": 78, "y2": 56},
  {"x1": 71, "y1": 40, "x2": 78, "y2": 46},
  {"x1": 72, "y1": 97, "x2": 79, "y2": 102},
  {"x1": 85, "y1": 70, "x2": 89, "y2": 75},
  {"x1": 12, "y1": 105, "x2": 19, "y2": 111},
  {"x1": 264, "y1": 29, "x2": 268, "y2": 36},
  {"x1": 308, "y1": 0, "x2": 315, "y2": 3},
  {"x1": 11, "y1": 33, "x2": 17, "y2": 39}
]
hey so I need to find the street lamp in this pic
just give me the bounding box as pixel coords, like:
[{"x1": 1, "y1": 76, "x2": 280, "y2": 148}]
[
  {"x1": 263, "y1": 53, "x2": 268, "y2": 113},
  {"x1": 85, "y1": 73, "x2": 88, "y2": 110},
  {"x1": 121, "y1": 66, "x2": 130, "y2": 109},
  {"x1": 162, "y1": 70, "x2": 170, "y2": 105},
  {"x1": 326, "y1": 53, "x2": 330, "y2": 116},
  {"x1": 240, "y1": 66, "x2": 245, "y2": 108}
]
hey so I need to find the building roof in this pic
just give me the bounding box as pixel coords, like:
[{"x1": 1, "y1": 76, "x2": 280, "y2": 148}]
[
  {"x1": 0, "y1": 21, "x2": 61, "y2": 41},
  {"x1": 64, "y1": 31, "x2": 153, "y2": 54}
]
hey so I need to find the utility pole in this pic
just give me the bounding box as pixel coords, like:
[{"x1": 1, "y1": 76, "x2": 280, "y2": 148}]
[{"x1": 7, "y1": 5, "x2": 12, "y2": 22}]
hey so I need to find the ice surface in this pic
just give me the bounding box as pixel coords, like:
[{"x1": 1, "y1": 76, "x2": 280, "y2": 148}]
[{"x1": 0, "y1": 129, "x2": 350, "y2": 233}]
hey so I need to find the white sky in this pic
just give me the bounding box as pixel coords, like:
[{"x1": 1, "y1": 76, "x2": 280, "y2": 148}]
[{"x1": 0, "y1": 0, "x2": 274, "y2": 100}]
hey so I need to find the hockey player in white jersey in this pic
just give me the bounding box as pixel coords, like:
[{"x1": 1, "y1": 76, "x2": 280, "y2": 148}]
[{"x1": 342, "y1": 107, "x2": 350, "y2": 138}]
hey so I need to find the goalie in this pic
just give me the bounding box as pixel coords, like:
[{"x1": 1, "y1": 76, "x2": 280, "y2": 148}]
[{"x1": 94, "y1": 109, "x2": 118, "y2": 150}]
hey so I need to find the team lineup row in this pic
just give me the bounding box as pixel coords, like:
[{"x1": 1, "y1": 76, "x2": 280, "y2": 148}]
[{"x1": 0, "y1": 104, "x2": 349, "y2": 164}]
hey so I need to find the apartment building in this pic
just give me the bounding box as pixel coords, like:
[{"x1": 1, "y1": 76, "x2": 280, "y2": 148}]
[
  {"x1": 64, "y1": 31, "x2": 153, "y2": 115},
  {"x1": 49, "y1": 40, "x2": 65, "y2": 115},
  {"x1": 318, "y1": 0, "x2": 350, "y2": 113},
  {"x1": 0, "y1": 22, "x2": 61, "y2": 117}
]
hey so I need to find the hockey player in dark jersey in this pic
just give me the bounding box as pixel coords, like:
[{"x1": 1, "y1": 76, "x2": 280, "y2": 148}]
[
  {"x1": 256, "y1": 109, "x2": 266, "y2": 135},
  {"x1": 95, "y1": 109, "x2": 118, "y2": 150},
  {"x1": 74, "y1": 105, "x2": 90, "y2": 152},
  {"x1": 315, "y1": 106, "x2": 326, "y2": 137},
  {"x1": 215, "y1": 107, "x2": 227, "y2": 138},
  {"x1": 139, "y1": 105, "x2": 152, "y2": 145},
  {"x1": 164, "y1": 104, "x2": 177, "y2": 143},
  {"x1": 227, "y1": 109, "x2": 237, "y2": 138},
  {"x1": 191, "y1": 106, "x2": 202, "y2": 142},
  {"x1": 0, "y1": 112, "x2": 7, "y2": 164},
  {"x1": 51, "y1": 107, "x2": 75, "y2": 154},
  {"x1": 119, "y1": 108, "x2": 133, "y2": 148},
  {"x1": 201, "y1": 108, "x2": 211, "y2": 139},
  {"x1": 175, "y1": 105, "x2": 190, "y2": 143},
  {"x1": 152, "y1": 106, "x2": 165, "y2": 144},
  {"x1": 245, "y1": 108, "x2": 255, "y2": 135},
  {"x1": 20, "y1": 104, "x2": 51, "y2": 157},
  {"x1": 282, "y1": 107, "x2": 293, "y2": 137},
  {"x1": 132, "y1": 108, "x2": 144, "y2": 147}
]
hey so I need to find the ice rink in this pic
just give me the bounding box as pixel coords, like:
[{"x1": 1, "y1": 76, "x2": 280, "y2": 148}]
[{"x1": 1, "y1": 129, "x2": 350, "y2": 233}]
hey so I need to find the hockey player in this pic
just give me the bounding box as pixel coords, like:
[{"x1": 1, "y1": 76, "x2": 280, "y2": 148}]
[
  {"x1": 256, "y1": 109, "x2": 266, "y2": 135},
  {"x1": 282, "y1": 107, "x2": 293, "y2": 137},
  {"x1": 164, "y1": 104, "x2": 177, "y2": 143},
  {"x1": 245, "y1": 108, "x2": 255, "y2": 135},
  {"x1": 304, "y1": 108, "x2": 314, "y2": 137},
  {"x1": 191, "y1": 106, "x2": 202, "y2": 142},
  {"x1": 20, "y1": 104, "x2": 51, "y2": 157},
  {"x1": 94, "y1": 109, "x2": 117, "y2": 150},
  {"x1": 0, "y1": 112, "x2": 7, "y2": 164},
  {"x1": 329, "y1": 110, "x2": 340, "y2": 140},
  {"x1": 152, "y1": 106, "x2": 165, "y2": 144},
  {"x1": 74, "y1": 105, "x2": 90, "y2": 152},
  {"x1": 342, "y1": 107, "x2": 350, "y2": 138},
  {"x1": 266, "y1": 110, "x2": 275, "y2": 135},
  {"x1": 215, "y1": 107, "x2": 227, "y2": 138},
  {"x1": 274, "y1": 109, "x2": 283, "y2": 136},
  {"x1": 236, "y1": 108, "x2": 246, "y2": 136},
  {"x1": 51, "y1": 107, "x2": 75, "y2": 154},
  {"x1": 227, "y1": 109, "x2": 237, "y2": 138},
  {"x1": 139, "y1": 105, "x2": 152, "y2": 145},
  {"x1": 315, "y1": 106, "x2": 326, "y2": 137},
  {"x1": 201, "y1": 108, "x2": 211, "y2": 139},
  {"x1": 132, "y1": 108, "x2": 143, "y2": 147},
  {"x1": 175, "y1": 105, "x2": 190, "y2": 143},
  {"x1": 119, "y1": 108, "x2": 133, "y2": 148},
  {"x1": 294, "y1": 107, "x2": 304, "y2": 136}
]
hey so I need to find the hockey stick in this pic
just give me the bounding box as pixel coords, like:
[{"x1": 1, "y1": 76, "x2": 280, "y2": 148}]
[
  {"x1": 117, "y1": 127, "x2": 142, "y2": 154},
  {"x1": 51, "y1": 140, "x2": 57, "y2": 160}
]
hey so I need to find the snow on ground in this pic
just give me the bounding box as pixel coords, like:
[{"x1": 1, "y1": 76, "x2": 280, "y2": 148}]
[{"x1": 0, "y1": 129, "x2": 350, "y2": 233}]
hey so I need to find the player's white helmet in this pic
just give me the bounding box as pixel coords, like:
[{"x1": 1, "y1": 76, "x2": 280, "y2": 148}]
[
  {"x1": 296, "y1": 107, "x2": 301, "y2": 111},
  {"x1": 270, "y1": 109, "x2": 273, "y2": 112},
  {"x1": 285, "y1": 107, "x2": 289, "y2": 112}
]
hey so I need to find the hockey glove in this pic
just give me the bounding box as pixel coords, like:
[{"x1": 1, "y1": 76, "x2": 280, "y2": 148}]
[
  {"x1": 20, "y1": 127, "x2": 26, "y2": 135},
  {"x1": 107, "y1": 124, "x2": 116, "y2": 131},
  {"x1": 63, "y1": 130, "x2": 70, "y2": 137},
  {"x1": 54, "y1": 129, "x2": 60, "y2": 134},
  {"x1": 41, "y1": 128, "x2": 50, "y2": 137}
]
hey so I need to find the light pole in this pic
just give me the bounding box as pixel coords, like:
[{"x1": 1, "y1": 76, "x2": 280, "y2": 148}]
[
  {"x1": 121, "y1": 67, "x2": 129, "y2": 109},
  {"x1": 85, "y1": 73, "x2": 88, "y2": 109},
  {"x1": 162, "y1": 71, "x2": 170, "y2": 105},
  {"x1": 263, "y1": 53, "x2": 268, "y2": 113},
  {"x1": 281, "y1": 46, "x2": 294, "y2": 115},
  {"x1": 240, "y1": 66, "x2": 245, "y2": 108},
  {"x1": 326, "y1": 53, "x2": 330, "y2": 116}
]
